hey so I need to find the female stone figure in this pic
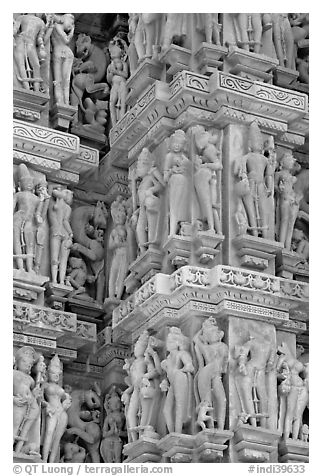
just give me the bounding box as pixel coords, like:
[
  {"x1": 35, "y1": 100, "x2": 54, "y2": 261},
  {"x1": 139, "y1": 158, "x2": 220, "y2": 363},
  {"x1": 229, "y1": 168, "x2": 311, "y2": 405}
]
[
  {"x1": 192, "y1": 126, "x2": 223, "y2": 233},
  {"x1": 106, "y1": 38, "x2": 129, "y2": 126},
  {"x1": 128, "y1": 13, "x2": 144, "y2": 72},
  {"x1": 122, "y1": 331, "x2": 149, "y2": 442},
  {"x1": 139, "y1": 336, "x2": 163, "y2": 434},
  {"x1": 230, "y1": 14, "x2": 263, "y2": 53},
  {"x1": 108, "y1": 196, "x2": 128, "y2": 300},
  {"x1": 51, "y1": 14, "x2": 75, "y2": 105},
  {"x1": 271, "y1": 14, "x2": 295, "y2": 69},
  {"x1": 42, "y1": 355, "x2": 71, "y2": 462},
  {"x1": 160, "y1": 327, "x2": 194, "y2": 434},
  {"x1": 131, "y1": 148, "x2": 165, "y2": 254},
  {"x1": 276, "y1": 343, "x2": 308, "y2": 440},
  {"x1": 48, "y1": 186, "x2": 74, "y2": 285},
  {"x1": 34, "y1": 179, "x2": 50, "y2": 275},
  {"x1": 13, "y1": 347, "x2": 42, "y2": 454},
  {"x1": 274, "y1": 151, "x2": 301, "y2": 250},
  {"x1": 164, "y1": 130, "x2": 192, "y2": 236},
  {"x1": 193, "y1": 317, "x2": 228, "y2": 431},
  {"x1": 100, "y1": 386, "x2": 125, "y2": 463},
  {"x1": 234, "y1": 333, "x2": 276, "y2": 428}
]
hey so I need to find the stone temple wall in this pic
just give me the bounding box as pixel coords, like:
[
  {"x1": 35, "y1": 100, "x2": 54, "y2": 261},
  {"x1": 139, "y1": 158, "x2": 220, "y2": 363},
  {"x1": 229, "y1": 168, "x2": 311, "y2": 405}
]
[{"x1": 13, "y1": 13, "x2": 309, "y2": 464}]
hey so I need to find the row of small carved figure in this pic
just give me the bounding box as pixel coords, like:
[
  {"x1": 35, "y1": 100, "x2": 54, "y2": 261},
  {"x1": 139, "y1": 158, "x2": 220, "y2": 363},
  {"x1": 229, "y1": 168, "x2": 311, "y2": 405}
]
[
  {"x1": 13, "y1": 347, "x2": 126, "y2": 463},
  {"x1": 122, "y1": 318, "x2": 309, "y2": 445},
  {"x1": 128, "y1": 13, "x2": 308, "y2": 82}
]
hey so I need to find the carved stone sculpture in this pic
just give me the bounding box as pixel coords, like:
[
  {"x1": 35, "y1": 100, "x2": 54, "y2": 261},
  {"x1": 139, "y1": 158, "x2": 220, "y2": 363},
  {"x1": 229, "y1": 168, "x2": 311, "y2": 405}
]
[
  {"x1": 108, "y1": 196, "x2": 128, "y2": 300},
  {"x1": 13, "y1": 13, "x2": 53, "y2": 91},
  {"x1": 100, "y1": 386, "x2": 125, "y2": 463},
  {"x1": 164, "y1": 130, "x2": 192, "y2": 236},
  {"x1": 121, "y1": 331, "x2": 149, "y2": 442},
  {"x1": 160, "y1": 327, "x2": 194, "y2": 434},
  {"x1": 13, "y1": 165, "x2": 37, "y2": 273},
  {"x1": 66, "y1": 256, "x2": 95, "y2": 301},
  {"x1": 51, "y1": 14, "x2": 75, "y2": 105},
  {"x1": 277, "y1": 343, "x2": 309, "y2": 440},
  {"x1": 34, "y1": 179, "x2": 50, "y2": 275},
  {"x1": 196, "y1": 14, "x2": 222, "y2": 45},
  {"x1": 62, "y1": 442, "x2": 86, "y2": 463},
  {"x1": 230, "y1": 14, "x2": 263, "y2": 53},
  {"x1": 128, "y1": 13, "x2": 144, "y2": 72},
  {"x1": 234, "y1": 333, "x2": 276, "y2": 428},
  {"x1": 192, "y1": 126, "x2": 223, "y2": 233},
  {"x1": 141, "y1": 14, "x2": 164, "y2": 60},
  {"x1": 162, "y1": 14, "x2": 188, "y2": 51},
  {"x1": 291, "y1": 228, "x2": 309, "y2": 267},
  {"x1": 71, "y1": 33, "x2": 109, "y2": 124},
  {"x1": 42, "y1": 355, "x2": 71, "y2": 462},
  {"x1": 71, "y1": 202, "x2": 107, "y2": 303},
  {"x1": 13, "y1": 347, "x2": 44, "y2": 455},
  {"x1": 193, "y1": 317, "x2": 228, "y2": 431},
  {"x1": 271, "y1": 14, "x2": 295, "y2": 69},
  {"x1": 82, "y1": 98, "x2": 108, "y2": 134},
  {"x1": 106, "y1": 38, "x2": 129, "y2": 127},
  {"x1": 131, "y1": 148, "x2": 165, "y2": 254},
  {"x1": 233, "y1": 122, "x2": 274, "y2": 238},
  {"x1": 67, "y1": 387, "x2": 102, "y2": 463},
  {"x1": 48, "y1": 186, "x2": 74, "y2": 285},
  {"x1": 275, "y1": 152, "x2": 301, "y2": 250}
]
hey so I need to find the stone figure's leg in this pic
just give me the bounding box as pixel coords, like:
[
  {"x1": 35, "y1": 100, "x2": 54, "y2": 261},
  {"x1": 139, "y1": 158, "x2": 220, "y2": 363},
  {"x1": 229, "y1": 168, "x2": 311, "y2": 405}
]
[
  {"x1": 50, "y1": 235, "x2": 61, "y2": 283},
  {"x1": 212, "y1": 377, "x2": 227, "y2": 430},
  {"x1": 278, "y1": 395, "x2": 286, "y2": 433},
  {"x1": 242, "y1": 195, "x2": 258, "y2": 236},
  {"x1": 27, "y1": 45, "x2": 41, "y2": 92},
  {"x1": 59, "y1": 237, "x2": 71, "y2": 285},
  {"x1": 194, "y1": 172, "x2": 214, "y2": 230},
  {"x1": 96, "y1": 270, "x2": 105, "y2": 303},
  {"x1": 53, "y1": 56, "x2": 63, "y2": 104},
  {"x1": 237, "y1": 14, "x2": 249, "y2": 50},
  {"x1": 134, "y1": 27, "x2": 145, "y2": 61},
  {"x1": 252, "y1": 14, "x2": 263, "y2": 53},
  {"x1": 238, "y1": 376, "x2": 256, "y2": 426},
  {"x1": 62, "y1": 54, "x2": 74, "y2": 105},
  {"x1": 13, "y1": 222, "x2": 24, "y2": 270},
  {"x1": 204, "y1": 15, "x2": 212, "y2": 44},
  {"x1": 109, "y1": 88, "x2": 118, "y2": 127},
  {"x1": 285, "y1": 203, "x2": 300, "y2": 250},
  {"x1": 34, "y1": 242, "x2": 43, "y2": 274},
  {"x1": 119, "y1": 83, "x2": 127, "y2": 121},
  {"x1": 127, "y1": 388, "x2": 140, "y2": 440},
  {"x1": 163, "y1": 386, "x2": 175, "y2": 433},
  {"x1": 144, "y1": 22, "x2": 154, "y2": 58},
  {"x1": 162, "y1": 15, "x2": 175, "y2": 50},
  {"x1": 292, "y1": 388, "x2": 308, "y2": 440},
  {"x1": 213, "y1": 14, "x2": 221, "y2": 45},
  {"x1": 136, "y1": 208, "x2": 148, "y2": 253},
  {"x1": 256, "y1": 372, "x2": 269, "y2": 428},
  {"x1": 24, "y1": 221, "x2": 35, "y2": 272},
  {"x1": 173, "y1": 373, "x2": 189, "y2": 433},
  {"x1": 258, "y1": 186, "x2": 269, "y2": 238},
  {"x1": 283, "y1": 387, "x2": 298, "y2": 439},
  {"x1": 109, "y1": 260, "x2": 117, "y2": 298},
  {"x1": 278, "y1": 199, "x2": 289, "y2": 246},
  {"x1": 14, "y1": 43, "x2": 30, "y2": 90},
  {"x1": 13, "y1": 406, "x2": 26, "y2": 445},
  {"x1": 283, "y1": 20, "x2": 295, "y2": 69},
  {"x1": 49, "y1": 412, "x2": 68, "y2": 463},
  {"x1": 16, "y1": 401, "x2": 39, "y2": 454},
  {"x1": 42, "y1": 415, "x2": 57, "y2": 462},
  {"x1": 272, "y1": 20, "x2": 285, "y2": 66}
]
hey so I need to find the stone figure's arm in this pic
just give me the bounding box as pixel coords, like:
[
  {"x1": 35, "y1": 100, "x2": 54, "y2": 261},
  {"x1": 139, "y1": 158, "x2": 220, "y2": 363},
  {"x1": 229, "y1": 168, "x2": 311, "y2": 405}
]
[
  {"x1": 163, "y1": 153, "x2": 173, "y2": 182},
  {"x1": 181, "y1": 351, "x2": 195, "y2": 373},
  {"x1": 63, "y1": 207, "x2": 73, "y2": 237},
  {"x1": 193, "y1": 333, "x2": 205, "y2": 369},
  {"x1": 266, "y1": 346, "x2": 276, "y2": 371}
]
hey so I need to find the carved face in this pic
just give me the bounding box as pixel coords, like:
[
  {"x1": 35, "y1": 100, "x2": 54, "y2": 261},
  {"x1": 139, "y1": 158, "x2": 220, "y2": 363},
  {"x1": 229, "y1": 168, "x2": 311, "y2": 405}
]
[
  {"x1": 62, "y1": 14, "x2": 74, "y2": 32},
  {"x1": 170, "y1": 136, "x2": 185, "y2": 153},
  {"x1": 16, "y1": 355, "x2": 34, "y2": 374},
  {"x1": 281, "y1": 153, "x2": 295, "y2": 170},
  {"x1": 76, "y1": 34, "x2": 92, "y2": 59},
  {"x1": 21, "y1": 178, "x2": 34, "y2": 192},
  {"x1": 48, "y1": 370, "x2": 60, "y2": 383},
  {"x1": 136, "y1": 150, "x2": 152, "y2": 177}
]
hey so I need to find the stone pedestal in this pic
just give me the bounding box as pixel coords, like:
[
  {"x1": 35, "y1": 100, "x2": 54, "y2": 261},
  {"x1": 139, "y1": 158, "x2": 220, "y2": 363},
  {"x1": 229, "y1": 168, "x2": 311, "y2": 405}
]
[
  {"x1": 13, "y1": 269, "x2": 49, "y2": 306},
  {"x1": 45, "y1": 282, "x2": 72, "y2": 310},
  {"x1": 233, "y1": 425, "x2": 281, "y2": 463},
  {"x1": 278, "y1": 439, "x2": 309, "y2": 463},
  {"x1": 13, "y1": 88, "x2": 49, "y2": 124},
  {"x1": 71, "y1": 124, "x2": 107, "y2": 151},
  {"x1": 276, "y1": 249, "x2": 308, "y2": 281},
  {"x1": 126, "y1": 59, "x2": 163, "y2": 107},
  {"x1": 274, "y1": 66, "x2": 299, "y2": 88},
  {"x1": 158, "y1": 433, "x2": 195, "y2": 463},
  {"x1": 13, "y1": 452, "x2": 42, "y2": 463},
  {"x1": 123, "y1": 434, "x2": 161, "y2": 463},
  {"x1": 128, "y1": 248, "x2": 163, "y2": 285},
  {"x1": 194, "y1": 43, "x2": 228, "y2": 76},
  {"x1": 194, "y1": 429, "x2": 234, "y2": 462},
  {"x1": 194, "y1": 232, "x2": 224, "y2": 266},
  {"x1": 232, "y1": 235, "x2": 283, "y2": 274},
  {"x1": 50, "y1": 103, "x2": 78, "y2": 131},
  {"x1": 159, "y1": 45, "x2": 192, "y2": 78},
  {"x1": 67, "y1": 298, "x2": 104, "y2": 321},
  {"x1": 163, "y1": 235, "x2": 192, "y2": 268},
  {"x1": 225, "y1": 47, "x2": 278, "y2": 82}
]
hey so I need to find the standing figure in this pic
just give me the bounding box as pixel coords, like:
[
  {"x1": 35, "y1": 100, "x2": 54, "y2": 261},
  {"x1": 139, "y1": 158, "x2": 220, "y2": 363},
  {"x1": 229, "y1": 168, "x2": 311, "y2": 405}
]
[
  {"x1": 42, "y1": 355, "x2": 71, "y2": 462},
  {"x1": 192, "y1": 126, "x2": 223, "y2": 233},
  {"x1": 230, "y1": 14, "x2": 263, "y2": 53},
  {"x1": 108, "y1": 196, "x2": 128, "y2": 300},
  {"x1": 48, "y1": 186, "x2": 74, "y2": 285},
  {"x1": 13, "y1": 164, "x2": 41, "y2": 273},
  {"x1": 162, "y1": 14, "x2": 188, "y2": 51},
  {"x1": 164, "y1": 130, "x2": 192, "y2": 236},
  {"x1": 274, "y1": 152, "x2": 301, "y2": 250},
  {"x1": 34, "y1": 179, "x2": 50, "y2": 275},
  {"x1": 100, "y1": 386, "x2": 125, "y2": 463},
  {"x1": 13, "y1": 347, "x2": 42, "y2": 454},
  {"x1": 196, "y1": 14, "x2": 221, "y2": 45},
  {"x1": 51, "y1": 13, "x2": 75, "y2": 105},
  {"x1": 160, "y1": 327, "x2": 194, "y2": 434},
  {"x1": 233, "y1": 122, "x2": 274, "y2": 238},
  {"x1": 128, "y1": 13, "x2": 145, "y2": 72},
  {"x1": 66, "y1": 256, "x2": 95, "y2": 300},
  {"x1": 193, "y1": 317, "x2": 228, "y2": 431},
  {"x1": 141, "y1": 14, "x2": 164, "y2": 59},
  {"x1": 234, "y1": 333, "x2": 276, "y2": 428},
  {"x1": 13, "y1": 13, "x2": 52, "y2": 91},
  {"x1": 291, "y1": 228, "x2": 309, "y2": 266},
  {"x1": 122, "y1": 332, "x2": 150, "y2": 441},
  {"x1": 106, "y1": 38, "x2": 129, "y2": 127},
  {"x1": 271, "y1": 14, "x2": 295, "y2": 69},
  {"x1": 139, "y1": 336, "x2": 163, "y2": 433},
  {"x1": 131, "y1": 148, "x2": 165, "y2": 254},
  {"x1": 276, "y1": 343, "x2": 308, "y2": 440}
]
